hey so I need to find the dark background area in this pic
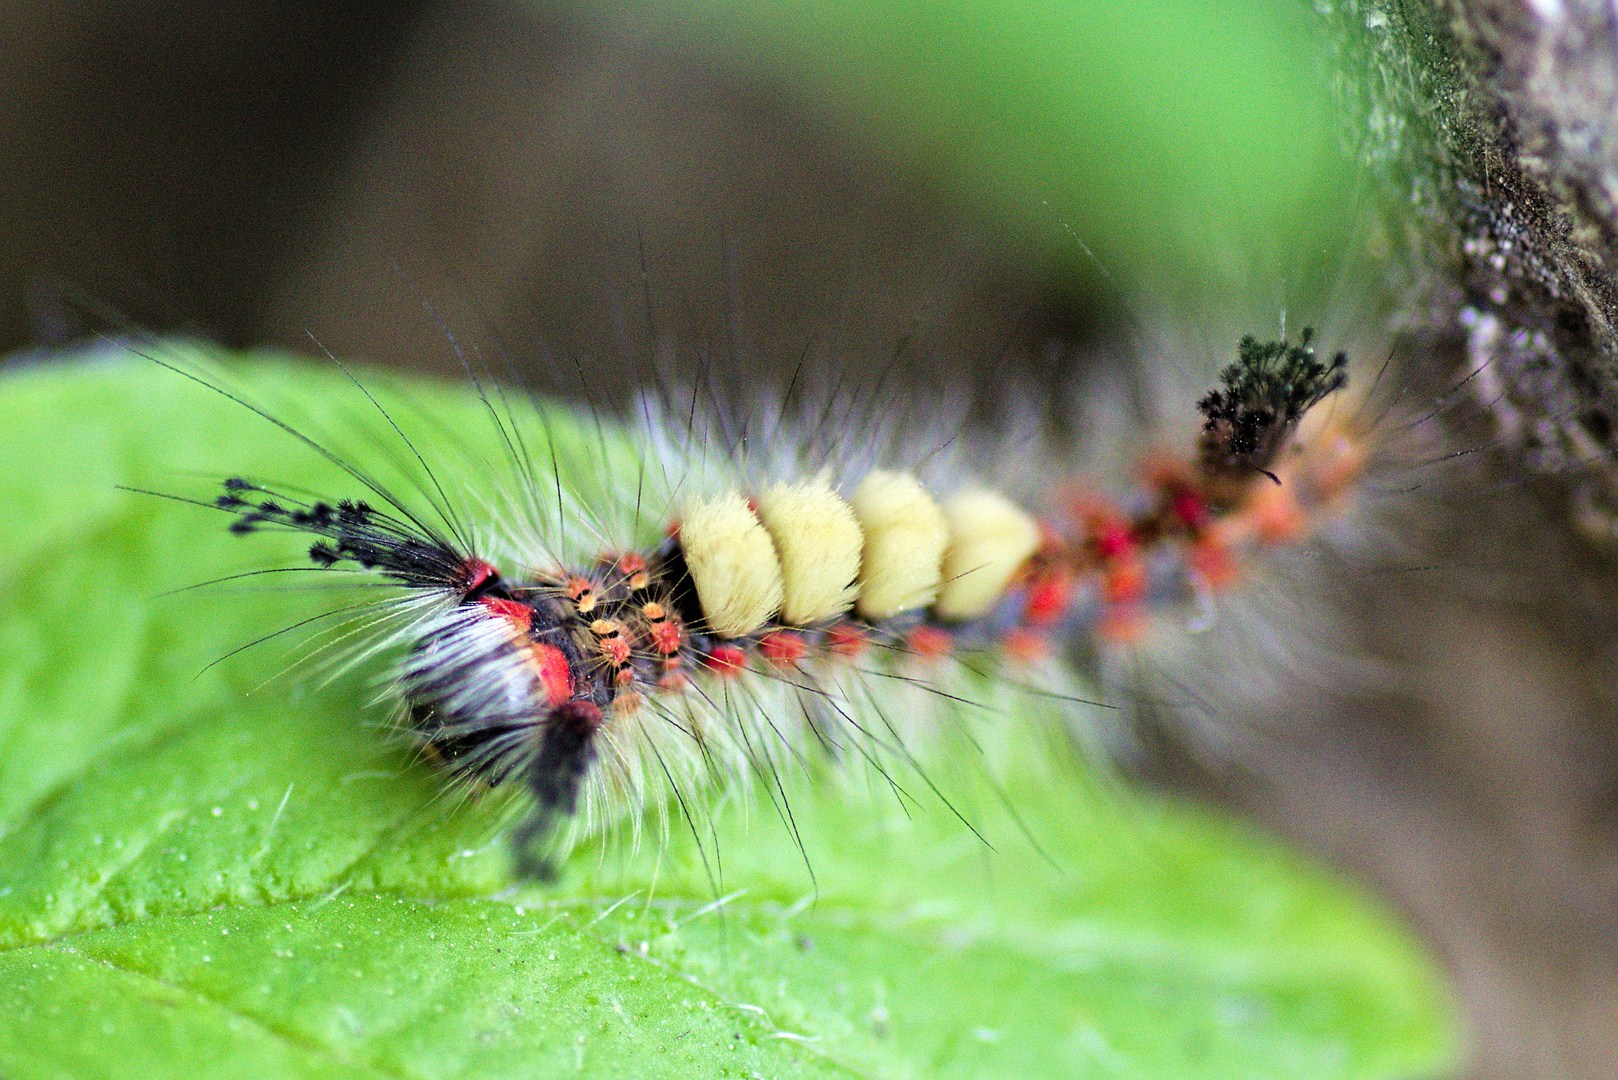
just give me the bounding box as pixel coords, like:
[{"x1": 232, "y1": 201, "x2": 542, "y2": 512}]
[{"x1": 0, "y1": 0, "x2": 1092, "y2": 404}]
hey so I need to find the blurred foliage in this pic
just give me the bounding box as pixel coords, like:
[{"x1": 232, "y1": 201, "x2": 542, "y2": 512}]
[{"x1": 594, "y1": 0, "x2": 1356, "y2": 294}]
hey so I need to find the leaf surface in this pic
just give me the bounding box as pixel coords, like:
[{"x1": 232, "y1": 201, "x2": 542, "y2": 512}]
[{"x1": 0, "y1": 350, "x2": 1453, "y2": 1079}]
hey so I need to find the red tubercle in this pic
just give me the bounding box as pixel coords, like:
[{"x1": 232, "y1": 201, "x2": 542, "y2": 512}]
[
  {"x1": 647, "y1": 616, "x2": 684, "y2": 656},
  {"x1": 600, "y1": 636, "x2": 632, "y2": 667},
  {"x1": 1169, "y1": 486, "x2": 1211, "y2": 532},
  {"x1": 587, "y1": 618, "x2": 633, "y2": 667},
  {"x1": 825, "y1": 623, "x2": 867, "y2": 658},
  {"x1": 1055, "y1": 489, "x2": 1130, "y2": 564},
  {"x1": 461, "y1": 559, "x2": 499, "y2": 594},
  {"x1": 614, "y1": 552, "x2": 653, "y2": 591},
  {"x1": 758, "y1": 631, "x2": 808, "y2": 667},
  {"x1": 1089, "y1": 513, "x2": 1136, "y2": 561},
  {"x1": 479, "y1": 596, "x2": 534, "y2": 631},
  {"x1": 1023, "y1": 570, "x2": 1073, "y2": 628},
  {"x1": 705, "y1": 644, "x2": 748, "y2": 676},
  {"x1": 526, "y1": 642, "x2": 574, "y2": 707},
  {"x1": 907, "y1": 625, "x2": 954, "y2": 659}
]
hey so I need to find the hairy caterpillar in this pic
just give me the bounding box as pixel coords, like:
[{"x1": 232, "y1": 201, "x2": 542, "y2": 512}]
[
  {"x1": 0, "y1": 303, "x2": 1463, "y2": 1080},
  {"x1": 145, "y1": 325, "x2": 1361, "y2": 881}
]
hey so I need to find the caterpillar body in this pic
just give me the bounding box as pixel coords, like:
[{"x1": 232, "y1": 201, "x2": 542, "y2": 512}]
[{"x1": 188, "y1": 328, "x2": 1357, "y2": 879}]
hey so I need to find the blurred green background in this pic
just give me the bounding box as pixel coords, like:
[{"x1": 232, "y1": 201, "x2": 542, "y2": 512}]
[{"x1": 610, "y1": 0, "x2": 1348, "y2": 272}]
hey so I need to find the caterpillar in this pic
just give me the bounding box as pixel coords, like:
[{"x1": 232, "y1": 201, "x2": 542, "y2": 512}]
[{"x1": 162, "y1": 326, "x2": 1360, "y2": 880}]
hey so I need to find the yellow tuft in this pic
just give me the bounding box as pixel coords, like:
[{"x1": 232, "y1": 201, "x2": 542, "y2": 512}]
[
  {"x1": 935, "y1": 489, "x2": 1042, "y2": 621},
  {"x1": 754, "y1": 477, "x2": 863, "y2": 624},
  {"x1": 679, "y1": 491, "x2": 784, "y2": 637},
  {"x1": 849, "y1": 471, "x2": 948, "y2": 620}
]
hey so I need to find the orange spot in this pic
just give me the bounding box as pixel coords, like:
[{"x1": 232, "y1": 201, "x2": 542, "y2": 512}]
[
  {"x1": 656, "y1": 669, "x2": 687, "y2": 691},
  {"x1": 907, "y1": 625, "x2": 954, "y2": 659},
  {"x1": 1102, "y1": 559, "x2": 1148, "y2": 605},
  {"x1": 759, "y1": 632, "x2": 808, "y2": 667},
  {"x1": 566, "y1": 576, "x2": 598, "y2": 615},
  {"x1": 614, "y1": 690, "x2": 644, "y2": 715},
  {"x1": 1305, "y1": 428, "x2": 1369, "y2": 503},
  {"x1": 1189, "y1": 533, "x2": 1240, "y2": 589},
  {"x1": 825, "y1": 623, "x2": 867, "y2": 658},
  {"x1": 1097, "y1": 605, "x2": 1145, "y2": 643},
  {"x1": 525, "y1": 642, "x2": 573, "y2": 706},
  {"x1": 1003, "y1": 628, "x2": 1046, "y2": 663},
  {"x1": 479, "y1": 596, "x2": 533, "y2": 632},
  {"x1": 705, "y1": 644, "x2": 747, "y2": 675},
  {"x1": 1245, "y1": 480, "x2": 1307, "y2": 543},
  {"x1": 617, "y1": 553, "x2": 647, "y2": 574},
  {"x1": 641, "y1": 601, "x2": 666, "y2": 621},
  {"x1": 614, "y1": 667, "x2": 637, "y2": 688}
]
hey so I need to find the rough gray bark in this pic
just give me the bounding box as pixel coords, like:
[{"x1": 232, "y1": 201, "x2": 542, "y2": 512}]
[
  {"x1": 1421, "y1": 0, "x2": 1618, "y2": 549},
  {"x1": 1144, "y1": 4, "x2": 1618, "y2": 1077}
]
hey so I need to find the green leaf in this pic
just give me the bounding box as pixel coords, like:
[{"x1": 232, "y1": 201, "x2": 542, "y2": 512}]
[{"x1": 0, "y1": 345, "x2": 1454, "y2": 1078}]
